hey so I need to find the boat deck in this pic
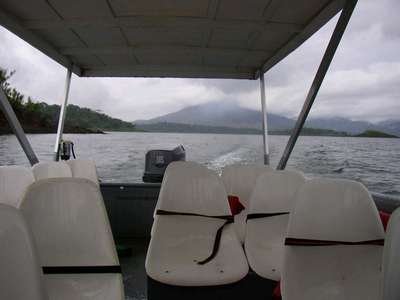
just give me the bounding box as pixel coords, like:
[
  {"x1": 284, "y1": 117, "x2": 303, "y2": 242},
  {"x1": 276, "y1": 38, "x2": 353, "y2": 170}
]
[{"x1": 118, "y1": 238, "x2": 149, "y2": 300}]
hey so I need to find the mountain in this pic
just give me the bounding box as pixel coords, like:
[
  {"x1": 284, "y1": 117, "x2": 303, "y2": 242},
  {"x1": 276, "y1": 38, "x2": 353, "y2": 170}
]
[
  {"x1": 136, "y1": 101, "x2": 400, "y2": 136},
  {"x1": 306, "y1": 117, "x2": 400, "y2": 136},
  {"x1": 136, "y1": 101, "x2": 295, "y2": 131},
  {"x1": 137, "y1": 122, "x2": 348, "y2": 136},
  {"x1": 377, "y1": 120, "x2": 400, "y2": 136},
  {"x1": 305, "y1": 117, "x2": 376, "y2": 134}
]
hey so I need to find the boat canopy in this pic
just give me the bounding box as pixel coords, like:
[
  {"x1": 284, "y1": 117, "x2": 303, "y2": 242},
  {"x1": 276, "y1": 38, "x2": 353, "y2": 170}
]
[{"x1": 0, "y1": 0, "x2": 345, "y2": 79}]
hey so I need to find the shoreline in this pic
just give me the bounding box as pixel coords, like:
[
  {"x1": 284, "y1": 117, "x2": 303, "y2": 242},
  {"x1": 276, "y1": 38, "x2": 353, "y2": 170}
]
[{"x1": 1, "y1": 130, "x2": 397, "y2": 138}]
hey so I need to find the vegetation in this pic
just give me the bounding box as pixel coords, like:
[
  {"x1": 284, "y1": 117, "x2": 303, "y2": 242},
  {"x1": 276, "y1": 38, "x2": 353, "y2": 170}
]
[
  {"x1": 136, "y1": 122, "x2": 349, "y2": 136},
  {"x1": 137, "y1": 122, "x2": 262, "y2": 134},
  {"x1": 0, "y1": 68, "x2": 140, "y2": 134},
  {"x1": 355, "y1": 130, "x2": 398, "y2": 138}
]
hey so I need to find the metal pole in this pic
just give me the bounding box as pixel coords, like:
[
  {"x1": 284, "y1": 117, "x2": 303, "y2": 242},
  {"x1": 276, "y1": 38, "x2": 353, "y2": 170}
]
[
  {"x1": 277, "y1": 0, "x2": 358, "y2": 170},
  {"x1": 53, "y1": 66, "x2": 72, "y2": 161},
  {"x1": 0, "y1": 86, "x2": 39, "y2": 165},
  {"x1": 260, "y1": 71, "x2": 270, "y2": 165}
]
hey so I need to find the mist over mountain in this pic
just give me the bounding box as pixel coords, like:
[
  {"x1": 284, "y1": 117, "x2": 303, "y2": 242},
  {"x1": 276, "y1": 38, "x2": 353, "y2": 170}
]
[
  {"x1": 136, "y1": 101, "x2": 295, "y2": 131},
  {"x1": 305, "y1": 117, "x2": 400, "y2": 135},
  {"x1": 135, "y1": 101, "x2": 399, "y2": 136}
]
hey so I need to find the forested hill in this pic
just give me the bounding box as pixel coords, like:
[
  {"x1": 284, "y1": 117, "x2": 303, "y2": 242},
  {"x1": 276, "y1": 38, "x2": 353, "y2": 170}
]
[{"x1": 0, "y1": 68, "x2": 139, "y2": 134}]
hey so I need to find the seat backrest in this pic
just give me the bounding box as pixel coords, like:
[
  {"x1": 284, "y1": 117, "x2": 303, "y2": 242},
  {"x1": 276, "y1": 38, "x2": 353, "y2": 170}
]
[
  {"x1": 67, "y1": 159, "x2": 99, "y2": 185},
  {"x1": 20, "y1": 178, "x2": 124, "y2": 299},
  {"x1": 383, "y1": 207, "x2": 400, "y2": 300},
  {"x1": 146, "y1": 162, "x2": 248, "y2": 286},
  {"x1": 0, "y1": 166, "x2": 34, "y2": 207},
  {"x1": 248, "y1": 170, "x2": 305, "y2": 214},
  {"x1": 245, "y1": 170, "x2": 305, "y2": 280},
  {"x1": 282, "y1": 178, "x2": 384, "y2": 300},
  {"x1": 0, "y1": 204, "x2": 48, "y2": 300},
  {"x1": 32, "y1": 161, "x2": 72, "y2": 181},
  {"x1": 221, "y1": 164, "x2": 272, "y2": 241},
  {"x1": 158, "y1": 161, "x2": 230, "y2": 216}
]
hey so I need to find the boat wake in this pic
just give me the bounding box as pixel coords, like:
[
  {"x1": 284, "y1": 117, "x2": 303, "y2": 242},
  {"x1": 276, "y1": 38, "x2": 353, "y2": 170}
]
[{"x1": 206, "y1": 147, "x2": 251, "y2": 174}]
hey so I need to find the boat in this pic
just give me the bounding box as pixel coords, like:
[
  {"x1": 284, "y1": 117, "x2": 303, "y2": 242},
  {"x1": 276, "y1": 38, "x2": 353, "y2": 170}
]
[{"x1": 0, "y1": 0, "x2": 399, "y2": 299}]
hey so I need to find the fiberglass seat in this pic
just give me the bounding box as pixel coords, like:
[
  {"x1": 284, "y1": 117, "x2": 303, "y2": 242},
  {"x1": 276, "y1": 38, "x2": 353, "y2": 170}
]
[
  {"x1": 221, "y1": 164, "x2": 272, "y2": 242},
  {"x1": 146, "y1": 161, "x2": 248, "y2": 287},
  {"x1": 0, "y1": 203, "x2": 48, "y2": 300},
  {"x1": 32, "y1": 161, "x2": 72, "y2": 180},
  {"x1": 244, "y1": 170, "x2": 305, "y2": 281},
  {"x1": 282, "y1": 178, "x2": 384, "y2": 300},
  {"x1": 20, "y1": 178, "x2": 124, "y2": 300},
  {"x1": 382, "y1": 207, "x2": 400, "y2": 300},
  {"x1": 67, "y1": 159, "x2": 99, "y2": 185},
  {"x1": 0, "y1": 165, "x2": 34, "y2": 207}
]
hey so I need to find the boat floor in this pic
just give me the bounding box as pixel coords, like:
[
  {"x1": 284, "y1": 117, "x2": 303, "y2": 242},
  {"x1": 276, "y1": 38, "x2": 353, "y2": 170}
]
[
  {"x1": 118, "y1": 238, "x2": 149, "y2": 300},
  {"x1": 117, "y1": 238, "x2": 276, "y2": 300}
]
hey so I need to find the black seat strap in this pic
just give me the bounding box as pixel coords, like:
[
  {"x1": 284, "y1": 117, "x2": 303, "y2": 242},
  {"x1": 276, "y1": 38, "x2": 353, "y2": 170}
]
[
  {"x1": 285, "y1": 237, "x2": 384, "y2": 246},
  {"x1": 42, "y1": 265, "x2": 122, "y2": 274},
  {"x1": 246, "y1": 212, "x2": 289, "y2": 221},
  {"x1": 156, "y1": 209, "x2": 234, "y2": 265}
]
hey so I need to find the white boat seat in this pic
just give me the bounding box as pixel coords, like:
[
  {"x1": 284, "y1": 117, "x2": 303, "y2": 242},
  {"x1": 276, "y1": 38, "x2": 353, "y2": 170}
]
[
  {"x1": 245, "y1": 170, "x2": 305, "y2": 281},
  {"x1": 146, "y1": 161, "x2": 248, "y2": 286},
  {"x1": 20, "y1": 178, "x2": 124, "y2": 300},
  {"x1": 0, "y1": 165, "x2": 34, "y2": 207},
  {"x1": 32, "y1": 161, "x2": 72, "y2": 181},
  {"x1": 282, "y1": 178, "x2": 384, "y2": 300},
  {"x1": 221, "y1": 164, "x2": 272, "y2": 242},
  {"x1": 67, "y1": 159, "x2": 99, "y2": 185},
  {"x1": 0, "y1": 203, "x2": 48, "y2": 300},
  {"x1": 383, "y1": 207, "x2": 400, "y2": 300}
]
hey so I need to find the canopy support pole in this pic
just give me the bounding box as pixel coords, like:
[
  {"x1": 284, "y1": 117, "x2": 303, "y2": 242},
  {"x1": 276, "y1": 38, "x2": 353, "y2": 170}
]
[
  {"x1": 277, "y1": 0, "x2": 358, "y2": 170},
  {"x1": 0, "y1": 85, "x2": 39, "y2": 165},
  {"x1": 259, "y1": 71, "x2": 269, "y2": 165},
  {"x1": 53, "y1": 66, "x2": 72, "y2": 161}
]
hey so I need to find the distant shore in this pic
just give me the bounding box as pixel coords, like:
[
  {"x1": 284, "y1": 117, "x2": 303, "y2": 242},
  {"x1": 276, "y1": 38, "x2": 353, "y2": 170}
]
[
  {"x1": 1, "y1": 124, "x2": 397, "y2": 138},
  {"x1": 135, "y1": 122, "x2": 398, "y2": 138}
]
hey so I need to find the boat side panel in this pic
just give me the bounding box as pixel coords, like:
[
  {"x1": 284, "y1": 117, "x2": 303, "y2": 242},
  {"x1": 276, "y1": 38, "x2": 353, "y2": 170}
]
[{"x1": 101, "y1": 183, "x2": 160, "y2": 239}]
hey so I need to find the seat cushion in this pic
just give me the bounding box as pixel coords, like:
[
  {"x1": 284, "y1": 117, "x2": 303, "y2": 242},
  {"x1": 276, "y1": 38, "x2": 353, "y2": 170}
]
[
  {"x1": 383, "y1": 207, "x2": 400, "y2": 300},
  {"x1": 44, "y1": 274, "x2": 124, "y2": 300},
  {"x1": 221, "y1": 164, "x2": 272, "y2": 242},
  {"x1": 246, "y1": 215, "x2": 289, "y2": 281},
  {"x1": 282, "y1": 178, "x2": 384, "y2": 300},
  {"x1": 67, "y1": 160, "x2": 99, "y2": 185},
  {"x1": 283, "y1": 246, "x2": 382, "y2": 300},
  {"x1": 245, "y1": 170, "x2": 305, "y2": 281},
  {"x1": 147, "y1": 162, "x2": 248, "y2": 286},
  {"x1": 32, "y1": 161, "x2": 72, "y2": 181},
  {"x1": 0, "y1": 166, "x2": 34, "y2": 207},
  {"x1": 146, "y1": 216, "x2": 248, "y2": 286},
  {"x1": 20, "y1": 178, "x2": 124, "y2": 300},
  {"x1": 0, "y1": 204, "x2": 48, "y2": 300}
]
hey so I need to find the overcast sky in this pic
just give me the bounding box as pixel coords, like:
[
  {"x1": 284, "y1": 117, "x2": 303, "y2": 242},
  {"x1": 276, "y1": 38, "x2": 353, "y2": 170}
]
[{"x1": 0, "y1": 0, "x2": 399, "y2": 123}]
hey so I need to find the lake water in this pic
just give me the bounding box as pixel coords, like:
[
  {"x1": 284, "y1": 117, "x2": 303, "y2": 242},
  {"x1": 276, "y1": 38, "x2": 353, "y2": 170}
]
[{"x1": 0, "y1": 132, "x2": 399, "y2": 196}]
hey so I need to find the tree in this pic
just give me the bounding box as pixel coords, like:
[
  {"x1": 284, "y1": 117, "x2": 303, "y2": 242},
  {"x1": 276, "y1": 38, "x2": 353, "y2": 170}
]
[{"x1": 0, "y1": 67, "x2": 52, "y2": 131}]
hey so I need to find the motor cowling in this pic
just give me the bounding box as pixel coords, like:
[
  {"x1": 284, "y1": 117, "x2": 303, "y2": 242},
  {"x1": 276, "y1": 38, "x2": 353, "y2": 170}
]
[
  {"x1": 143, "y1": 145, "x2": 185, "y2": 183},
  {"x1": 57, "y1": 140, "x2": 76, "y2": 161}
]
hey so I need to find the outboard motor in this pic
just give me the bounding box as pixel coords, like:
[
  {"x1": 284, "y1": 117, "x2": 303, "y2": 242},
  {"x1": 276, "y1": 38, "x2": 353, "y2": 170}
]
[
  {"x1": 57, "y1": 140, "x2": 76, "y2": 161},
  {"x1": 143, "y1": 145, "x2": 185, "y2": 183}
]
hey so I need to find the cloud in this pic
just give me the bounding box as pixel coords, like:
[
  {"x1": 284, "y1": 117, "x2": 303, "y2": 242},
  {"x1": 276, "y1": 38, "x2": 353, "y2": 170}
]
[{"x1": 0, "y1": 0, "x2": 399, "y2": 123}]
